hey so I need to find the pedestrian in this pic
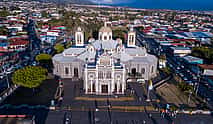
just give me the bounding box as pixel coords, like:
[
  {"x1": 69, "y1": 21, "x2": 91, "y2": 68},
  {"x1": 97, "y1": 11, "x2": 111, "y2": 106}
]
[
  {"x1": 165, "y1": 109, "x2": 168, "y2": 113},
  {"x1": 174, "y1": 111, "x2": 177, "y2": 118},
  {"x1": 171, "y1": 112, "x2": 174, "y2": 117},
  {"x1": 161, "y1": 109, "x2": 165, "y2": 118},
  {"x1": 149, "y1": 113, "x2": 152, "y2": 118}
]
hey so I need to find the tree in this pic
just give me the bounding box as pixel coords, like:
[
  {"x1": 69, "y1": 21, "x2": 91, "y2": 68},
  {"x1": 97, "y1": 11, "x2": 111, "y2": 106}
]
[
  {"x1": 0, "y1": 27, "x2": 8, "y2": 35},
  {"x1": 65, "y1": 42, "x2": 72, "y2": 49},
  {"x1": 191, "y1": 47, "x2": 213, "y2": 64},
  {"x1": 35, "y1": 53, "x2": 52, "y2": 67},
  {"x1": 12, "y1": 66, "x2": 47, "y2": 88},
  {"x1": 41, "y1": 11, "x2": 48, "y2": 18},
  {"x1": 0, "y1": 10, "x2": 10, "y2": 17},
  {"x1": 178, "y1": 82, "x2": 193, "y2": 93},
  {"x1": 113, "y1": 28, "x2": 127, "y2": 42},
  {"x1": 161, "y1": 67, "x2": 171, "y2": 75},
  {"x1": 136, "y1": 26, "x2": 144, "y2": 32},
  {"x1": 54, "y1": 44, "x2": 64, "y2": 53}
]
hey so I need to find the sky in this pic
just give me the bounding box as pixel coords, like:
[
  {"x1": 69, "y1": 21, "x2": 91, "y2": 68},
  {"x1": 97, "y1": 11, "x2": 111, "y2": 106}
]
[{"x1": 89, "y1": 0, "x2": 213, "y2": 10}]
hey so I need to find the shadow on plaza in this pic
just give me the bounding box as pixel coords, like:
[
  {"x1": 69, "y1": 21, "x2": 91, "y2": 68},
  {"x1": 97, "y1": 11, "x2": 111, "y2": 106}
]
[{"x1": 0, "y1": 79, "x2": 58, "y2": 124}]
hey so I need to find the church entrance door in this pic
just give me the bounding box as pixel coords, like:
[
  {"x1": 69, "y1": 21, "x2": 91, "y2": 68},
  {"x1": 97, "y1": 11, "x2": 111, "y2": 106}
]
[
  {"x1": 74, "y1": 68, "x2": 78, "y2": 77},
  {"x1": 101, "y1": 85, "x2": 108, "y2": 94},
  {"x1": 131, "y1": 68, "x2": 136, "y2": 76}
]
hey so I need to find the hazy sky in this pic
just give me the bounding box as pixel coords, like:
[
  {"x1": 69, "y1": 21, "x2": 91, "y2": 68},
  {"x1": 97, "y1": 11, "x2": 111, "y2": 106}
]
[{"x1": 90, "y1": 0, "x2": 213, "y2": 10}]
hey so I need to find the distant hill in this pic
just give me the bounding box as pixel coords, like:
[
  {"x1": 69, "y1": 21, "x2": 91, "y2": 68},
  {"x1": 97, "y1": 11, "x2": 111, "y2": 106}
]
[
  {"x1": 38, "y1": 0, "x2": 93, "y2": 4},
  {"x1": 4, "y1": 0, "x2": 94, "y2": 4}
]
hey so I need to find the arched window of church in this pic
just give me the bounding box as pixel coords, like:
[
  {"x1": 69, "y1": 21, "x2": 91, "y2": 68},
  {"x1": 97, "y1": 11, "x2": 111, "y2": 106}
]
[
  {"x1": 119, "y1": 84, "x2": 122, "y2": 92},
  {"x1": 104, "y1": 36, "x2": 107, "y2": 40},
  {"x1": 106, "y1": 72, "x2": 111, "y2": 79},
  {"x1": 77, "y1": 34, "x2": 81, "y2": 43},
  {"x1": 141, "y1": 68, "x2": 145, "y2": 74},
  {"x1": 114, "y1": 83, "x2": 117, "y2": 92},
  {"x1": 131, "y1": 35, "x2": 134, "y2": 43},
  {"x1": 88, "y1": 81, "x2": 91, "y2": 92},
  {"x1": 151, "y1": 66, "x2": 154, "y2": 73},
  {"x1": 92, "y1": 83, "x2": 95, "y2": 92},
  {"x1": 65, "y1": 67, "x2": 69, "y2": 75},
  {"x1": 98, "y1": 71, "x2": 103, "y2": 79},
  {"x1": 117, "y1": 47, "x2": 120, "y2": 52},
  {"x1": 88, "y1": 46, "x2": 94, "y2": 53},
  {"x1": 99, "y1": 33, "x2": 102, "y2": 40}
]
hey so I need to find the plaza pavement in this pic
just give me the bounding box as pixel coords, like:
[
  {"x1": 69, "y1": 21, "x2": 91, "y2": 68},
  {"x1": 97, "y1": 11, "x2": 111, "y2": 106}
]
[{"x1": 0, "y1": 79, "x2": 213, "y2": 124}]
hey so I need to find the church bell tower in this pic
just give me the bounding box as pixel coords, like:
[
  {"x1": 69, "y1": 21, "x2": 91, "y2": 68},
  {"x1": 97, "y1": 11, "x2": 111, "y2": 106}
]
[
  {"x1": 127, "y1": 27, "x2": 136, "y2": 47},
  {"x1": 75, "y1": 27, "x2": 84, "y2": 46}
]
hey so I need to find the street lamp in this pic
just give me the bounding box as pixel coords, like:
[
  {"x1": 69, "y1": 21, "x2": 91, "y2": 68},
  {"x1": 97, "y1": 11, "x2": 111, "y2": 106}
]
[
  {"x1": 146, "y1": 80, "x2": 153, "y2": 102},
  {"x1": 188, "y1": 90, "x2": 192, "y2": 104},
  {"x1": 195, "y1": 72, "x2": 201, "y2": 95},
  {"x1": 0, "y1": 67, "x2": 10, "y2": 89}
]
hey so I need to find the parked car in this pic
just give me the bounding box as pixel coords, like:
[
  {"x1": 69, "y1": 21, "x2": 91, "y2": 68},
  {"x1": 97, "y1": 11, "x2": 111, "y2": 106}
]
[
  {"x1": 64, "y1": 112, "x2": 71, "y2": 124},
  {"x1": 31, "y1": 61, "x2": 37, "y2": 66}
]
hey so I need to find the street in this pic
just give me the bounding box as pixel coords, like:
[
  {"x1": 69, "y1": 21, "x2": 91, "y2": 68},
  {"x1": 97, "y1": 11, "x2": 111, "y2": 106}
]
[{"x1": 136, "y1": 29, "x2": 213, "y2": 109}]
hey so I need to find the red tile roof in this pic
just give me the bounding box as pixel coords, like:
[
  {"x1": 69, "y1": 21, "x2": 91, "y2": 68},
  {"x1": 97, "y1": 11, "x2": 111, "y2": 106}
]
[
  {"x1": 9, "y1": 40, "x2": 29, "y2": 46},
  {"x1": 172, "y1": 39, "x2": 199, "y2": 42},
  {"x1": 0, "y1": 47, "x2": 8, "y2": 52},
  {"x1": 198, "y1": 64, "x2": 213, "y2": 70},
  {"x1": 0, "y1": 53, "x2": 5, "y2": 56}
]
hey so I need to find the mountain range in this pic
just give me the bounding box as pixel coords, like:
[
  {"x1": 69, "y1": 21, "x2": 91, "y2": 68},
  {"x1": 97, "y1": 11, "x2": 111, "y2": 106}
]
[{"x1": 38, "y1": 0, "x2": 93, "y2": 4}]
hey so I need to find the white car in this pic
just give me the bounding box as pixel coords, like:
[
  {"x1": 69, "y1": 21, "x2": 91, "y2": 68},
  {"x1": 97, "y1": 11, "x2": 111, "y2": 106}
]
[
  {"x1": 183, "y1": 77, "x2": 188, "y2": 81},
  {"x1": 0, "y1": 75, "x2": 4, "y2": 79},
  {"x1": 179, "y1": 73, "x2": 184, "y2": 77},
  {"x1": 7, "y1": 67, "x2": 14, "y2": 72},
  {"x1": 32, "y1": 61, "x2": 37, "y2": 66},
  {"x1": 6, "y1": 71, "x2": 12, "y2": 74}
]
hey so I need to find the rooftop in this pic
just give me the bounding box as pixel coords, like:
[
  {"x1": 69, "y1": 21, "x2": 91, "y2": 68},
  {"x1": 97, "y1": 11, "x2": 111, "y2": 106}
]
[
  {"x1": 183, "y1": 55, "x2": 203, "y2": 63},
  {"x1": 198, "y1": 64, "x2": 213, "y2": 70},
  {"x1": 170, "y1": 47, "x2": 191, "y2": 50}
]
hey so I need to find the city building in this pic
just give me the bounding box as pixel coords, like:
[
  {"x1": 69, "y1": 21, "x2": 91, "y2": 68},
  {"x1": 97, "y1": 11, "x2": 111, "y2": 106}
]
[
  {"x1": 169, "y1": 47, "x2": 191, "y2": 57},
  {"x1": 52, "y1": 24, "x2": 158, "y2": 95}
]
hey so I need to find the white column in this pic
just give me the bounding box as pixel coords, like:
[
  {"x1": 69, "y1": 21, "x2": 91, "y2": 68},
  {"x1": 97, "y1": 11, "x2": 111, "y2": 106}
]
[
  {"x1": 112, "y1": 66, "x2": 115, "y2": 94},
  {"x1": 85, "y1": 66, "x2": 88, "y2": 94},
  {"x1": 117, "y1": 81, "x2": 119, "y2": 94},
  {"x1": 96, "y1": 66, "x2": 99, "y2": 94},
  {"x1": 90, "y1": 80, "x2": 93, "y2": 93},
  {"x1": 116, "y1": 81, "x2": 119, "y2": 93},
  {"x1": 122, "y1": 65, "x2": 126, "y2": 94},
  {"x1": 108, "y1": 81, "x2": 110, "y2": 95}
]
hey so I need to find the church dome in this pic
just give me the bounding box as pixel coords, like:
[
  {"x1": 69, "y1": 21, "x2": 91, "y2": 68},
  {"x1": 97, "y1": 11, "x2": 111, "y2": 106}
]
[{"x1": 99, "y1": 26, "x2": 112, "y2": 33}]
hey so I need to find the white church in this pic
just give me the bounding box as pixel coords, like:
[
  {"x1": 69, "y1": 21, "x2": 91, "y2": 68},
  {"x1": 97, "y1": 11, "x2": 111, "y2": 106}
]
[{"x1": 52, "y1": 23, "x2": 157, "y2": 95}]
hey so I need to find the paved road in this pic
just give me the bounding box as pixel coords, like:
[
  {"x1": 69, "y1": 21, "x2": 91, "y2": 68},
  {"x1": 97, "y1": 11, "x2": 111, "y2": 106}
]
[
  {"x1": 137, "y1": 30, "x2": 213, "y2": 109},
  {"x1": 1, "y1": 106, "x2": 213, "y2": 124}
]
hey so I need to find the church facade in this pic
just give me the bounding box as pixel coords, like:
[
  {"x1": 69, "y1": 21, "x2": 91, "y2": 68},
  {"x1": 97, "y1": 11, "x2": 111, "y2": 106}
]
[{"x1": 52, "y1": 24, "x2": 158, "y2": 95}]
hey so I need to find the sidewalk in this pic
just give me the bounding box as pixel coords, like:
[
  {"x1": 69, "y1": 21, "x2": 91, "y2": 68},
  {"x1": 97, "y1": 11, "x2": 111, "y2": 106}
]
[{"x1": 0, "y1": 85, "x2": 19, "y2": 104}]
